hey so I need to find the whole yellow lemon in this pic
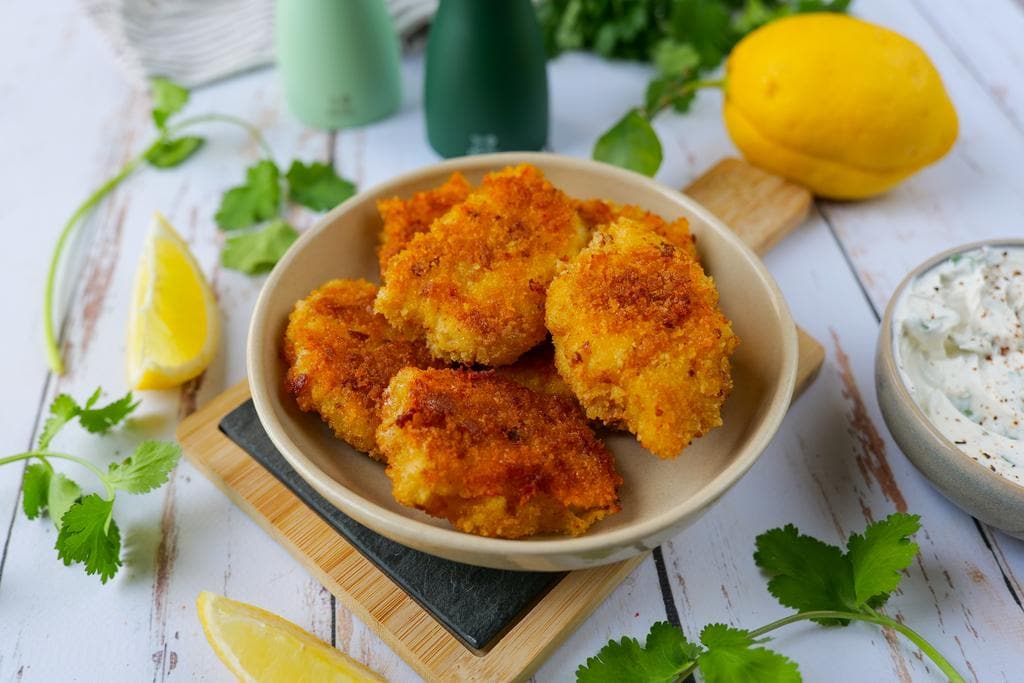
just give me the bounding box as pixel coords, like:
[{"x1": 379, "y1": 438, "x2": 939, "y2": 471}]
[{"x1": 723, "y1": 13, "x2": 958, "y2": 199}]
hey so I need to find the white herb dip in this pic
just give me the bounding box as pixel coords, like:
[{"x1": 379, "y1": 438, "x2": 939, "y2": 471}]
[{"x1": 893, "y1": 245, "x2": 1024, "y2": 486}]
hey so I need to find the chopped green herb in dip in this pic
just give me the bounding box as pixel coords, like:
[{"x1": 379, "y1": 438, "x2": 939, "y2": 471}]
[{"x1": 894, "y1": 246, "x2": 1024, "y2": 485}]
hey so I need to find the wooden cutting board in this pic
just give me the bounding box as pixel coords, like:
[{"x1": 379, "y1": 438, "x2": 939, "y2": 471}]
[{"x1": 176, "y1": 158, "x2": 824, "y2": 683}]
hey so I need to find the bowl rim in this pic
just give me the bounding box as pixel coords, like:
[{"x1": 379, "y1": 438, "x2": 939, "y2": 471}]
[
  {"x1": 247, "y1": 152, "x2": 799, "y2": 562},
  {"x1": 878, "y1": 238, "x2": 1024, "y2": 495}
]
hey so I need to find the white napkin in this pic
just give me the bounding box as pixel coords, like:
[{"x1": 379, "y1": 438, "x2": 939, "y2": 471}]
[{"x1": 81, "y1": 0, "x2": 438, "y2": 88}]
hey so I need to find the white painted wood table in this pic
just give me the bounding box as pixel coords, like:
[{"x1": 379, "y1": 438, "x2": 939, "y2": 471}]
[{"x1": 2, "y1": 1, "x2": 1023, "y2": 681}]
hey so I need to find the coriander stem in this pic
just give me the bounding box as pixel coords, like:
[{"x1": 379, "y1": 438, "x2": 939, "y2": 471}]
[
  {"x1": 44, "y1": 155, "x2": 144, "y2": 373},
  {"x1": 644, "y1": 78, "x2": 726, "y2": 119},
  {"x1": 0, "y1": 451, "x2": 114, "y2": 499},
  {"x1": 43, "y1": 109, "x2": 272, "y2": 375},
  {"x1": 746, "y1": 610, "x2": 965, "y2": 682},
  {"x1": 0, "y1": 452, "x2": 40, "y2": 467},
  {"x1": 168, "y1": 113, "x2": 275, "y2": 158}
]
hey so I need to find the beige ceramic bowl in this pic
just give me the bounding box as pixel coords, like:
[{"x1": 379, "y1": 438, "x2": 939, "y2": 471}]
[
  {"x1": 248, "y1": 153, "x2": 798, "y2": 570},
  {"x1": 877, "y1": 240, "x2": 1024, "y2": 540}
]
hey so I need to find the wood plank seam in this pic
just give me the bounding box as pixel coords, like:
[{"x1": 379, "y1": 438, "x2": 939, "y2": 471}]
[
  {"x1": 815, "y1": 203, "x2": 1024, "y2": 609},
  {"x1": 324, "y1": 128, "x2": 342, "y2": 651},
  {"x1": 903, "y1": 0, "x2": 1024, "y2": 609},
  {"x1": 909, "y1": 0, "x2": 1024, "y2": 138}
]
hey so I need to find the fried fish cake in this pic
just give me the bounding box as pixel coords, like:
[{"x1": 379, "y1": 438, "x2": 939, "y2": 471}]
[
  {"x1": 492, "y1": 342, "x2": 573, "y2": 398},
  {"x1": 283, "y1": 279, "x2": 442, "y2": 459},
  {"x1": 376, "y1": 172, "x2": 472, "y2": 273},
  {"x1": 377, "y1": 368, "x2": 622, "y2": 538},
  {"x1": 574, "y1": 198, "x2": 698, "y2": 260},
  {"x1": 375, "y1": 164, "x2": 588, "y2": 366},
  {"x1": 545, "y1": 218, "x2": 739, "y2": 458}
]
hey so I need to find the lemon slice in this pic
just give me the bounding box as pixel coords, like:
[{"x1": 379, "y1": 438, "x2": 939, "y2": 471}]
[
  {"x1": 128, "y1": 213, "x2": 219, "y2": 389},
  {"x1": 197, "y1": 591, "x2": 387, "y2": 682}
]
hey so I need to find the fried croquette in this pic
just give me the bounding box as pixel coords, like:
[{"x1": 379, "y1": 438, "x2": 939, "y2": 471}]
[
  {"x1": 545, "y1": 218, "x2": 739, "y2": 458},
  {"x1": 376, "y1": 172, "x2": 471, "y2": 273},
  {"x1": 377, "y1": 368, "x2": 622, "y2": 538},
  {"x1": 493, "y1": 342, "x2": 573, "y2": 398},
  {"x1": 283, "y1": 279, "x2": 443, "y2": 459},
  {"x1": 574, "y1": 198, "x2": 698, "y2": 260},
  {"x1": 375, "y1": 164, "x2": 589, "y2": 366}
]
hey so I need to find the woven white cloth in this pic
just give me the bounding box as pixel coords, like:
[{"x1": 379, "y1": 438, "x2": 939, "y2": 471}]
[{"x1": 82, "y1": 0, "x2": 438, "y2": 88}]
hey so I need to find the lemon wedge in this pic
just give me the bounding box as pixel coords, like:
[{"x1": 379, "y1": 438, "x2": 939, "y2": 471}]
[
  {"x1": 197, "y1": 591, "x2": 387, "y2": 682},
  {"x1": 128, "y1": 213, "x2": 219, "y2": 389}
]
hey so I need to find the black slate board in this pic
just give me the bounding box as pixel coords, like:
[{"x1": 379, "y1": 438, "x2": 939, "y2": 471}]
[{"x1": 219, "y1": 399, "x2": 565, "y2": 653}]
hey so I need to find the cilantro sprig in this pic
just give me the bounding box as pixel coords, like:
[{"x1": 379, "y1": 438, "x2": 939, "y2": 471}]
[
  {"x1": 43, "y1": 78, "x2": 356, "y2": 374},
  {"x1": 537, "y1": 0, "x2": 850, "y2": 176},
  {"x1": 2, "y1": 389, "x2": 181, "y2": 583},
  {"x1": 577, "y1": 514, "x2": 965, "y2": 682}
]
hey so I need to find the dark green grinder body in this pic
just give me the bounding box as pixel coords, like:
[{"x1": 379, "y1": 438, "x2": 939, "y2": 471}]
[{"x1": 425, "y1": 0, "x2": 549, "y2": 157}]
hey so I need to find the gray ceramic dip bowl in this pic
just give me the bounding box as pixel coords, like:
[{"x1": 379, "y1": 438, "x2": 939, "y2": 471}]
[{"x1": 876, "y1": 239, "x2": 1024, "y2": 539}]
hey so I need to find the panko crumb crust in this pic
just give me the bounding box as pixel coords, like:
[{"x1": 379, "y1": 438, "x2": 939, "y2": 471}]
[
  {"x1": 376, "y1": 172, "x2": 472, "y2": 274},
  {"x1": 377, "y1": 368, "x2": 622, "y2": 538},
  {"x1": 546, "y1": 218, "x2": 739, "y2": 458},
  {"x1": 573, "y1": 197, "x2": 699, "y2": 261},
  {"x1": 283, "y1": 279, "x2": 443, "y2": 459},
  {"x1": 492, "y1": 341, "x2": 574, "y2": 398},
  {"x1": 375, "y1": 164, "x2": 588, "y2": 366}
]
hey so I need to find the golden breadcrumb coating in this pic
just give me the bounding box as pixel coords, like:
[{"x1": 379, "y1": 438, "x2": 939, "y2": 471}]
[
  {"x1": 574, "y1": 198, "x2": 698, "y2": 260},
  {"x1": 493, "y1": 342, "x2": 573, "y2": 398},
  {"x1": 283, "y1": 279, "x2": 442, "y2": 459},
  {"x1": 375, "y1": 164, "x2": 588, "y2": 366},
  {"x1": 377, "y1": 368, "x2": 622, "y2": 538},
  {"x1": 545, "y1": 218, "x2": 739, "y2": 458},
  {"x1": 376, "y1": 172, "x2": 471, "y2": 273}
]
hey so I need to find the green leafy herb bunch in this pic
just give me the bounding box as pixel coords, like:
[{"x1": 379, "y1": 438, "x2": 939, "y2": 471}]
[
  {"x1": 44, "y1": 78, "x2": 357, "y2": 374},
  {"x1": 577, "y1": 514, "x2": 965, "y2": 682},
  {"x1": 537, "y1": 0, "x2": 851, "y2": 176}
]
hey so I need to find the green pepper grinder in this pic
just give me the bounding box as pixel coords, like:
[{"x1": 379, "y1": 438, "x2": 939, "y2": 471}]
[
  {"x1": 276, "y1": 0, "x2": 402, "y2": 130},
  {"x1": 424, "y1": 0, "x2": 549, "y2": 157}
]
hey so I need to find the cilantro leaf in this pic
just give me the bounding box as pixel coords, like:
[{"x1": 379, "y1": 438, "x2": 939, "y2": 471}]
[
  {"x1": 107, "y1": 441, "x2": 181, "y2": 494},
  {"x1": 83, "y1": 387, "x2": 102, "y2": 409},
  {"x1": 756, "y1": 515, "x2": 923, "y2": 619},
  {"x1": 145, "y1": 136, "x2": 205, "y2": 169},
  {"x1": 539, "y1": 0, "x2": 656, "y2": 60},
  {"x1": 645, "y1": 74, "x2": 699, "y2": 116},
  {"x1": 215, "y1": 160, "x2": 282, "y2": 230},
  {"x1": 77, "y1": 390, "x2": 139, "y2": 434},
  {"x1": 552, "y1": 0, "x2": 853, "y2": 174},
  {"x1": 667, "y1": 0, "x2": 733, "y2": 68},
  {"x1": 38, "y1": 393, "x2": 81, "y2": 449},
  {"x1": 220, "y1": 220, "x2": 299, "y2": 274},
  {"x1": 55, "y1": 494, "x2": 121, "y2": 583},
  {"x1": 698, "y1": 624, "x2": 801, "y2": 683},
  {"x1": 47, "y1": 472, "x2": 82, "y2": 529},
  {"x1": 151, "y1": 77, "x2": 190, "y2": 130},
  {"x1": 652, "y1": 40, "x2": 700, "y2": 77},
  {"x1": 22, "y1": 463, "x2": 50, "y2": 519},
  {"x1": 576, "y1": 622, "x2": 699, "y2": 683},
  {"x1": 846, "y1": 513, "x2": 921, "y2": 607},
  {"x1": 286, "y1": 161, "x2": 356, "y2": 211},
  {"x1": 576, "y1": 636, "x2": 651, "y2": 683},
  {"x1": 593, "y1": 109, "x2": 663, "y2": 177},
  {"x1": 754, "y1": 523, "x2": 856, "y2": 620},
  {"x1": 643, "y1": 622, "x2": 702, "y2": 674},
  {"x1": 591, "y1": 3, "x2": 650, "y2": 57}
]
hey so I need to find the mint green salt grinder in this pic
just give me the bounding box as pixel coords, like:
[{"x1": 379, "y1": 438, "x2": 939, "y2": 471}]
[
  {"x1": 425, "y1": 0, "x2": 549, "y2": 157},
  {"x1": 276, "y1": 0, "x2": 402, "y2": 129}
]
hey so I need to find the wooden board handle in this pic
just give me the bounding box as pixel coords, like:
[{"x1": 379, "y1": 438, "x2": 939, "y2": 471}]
[
  {"x1": 685, "y1": 157, "x2": 812, "y2": 255},
  {"x1": 684, "y1": 158, "x2": 823, "y2": 399}
]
